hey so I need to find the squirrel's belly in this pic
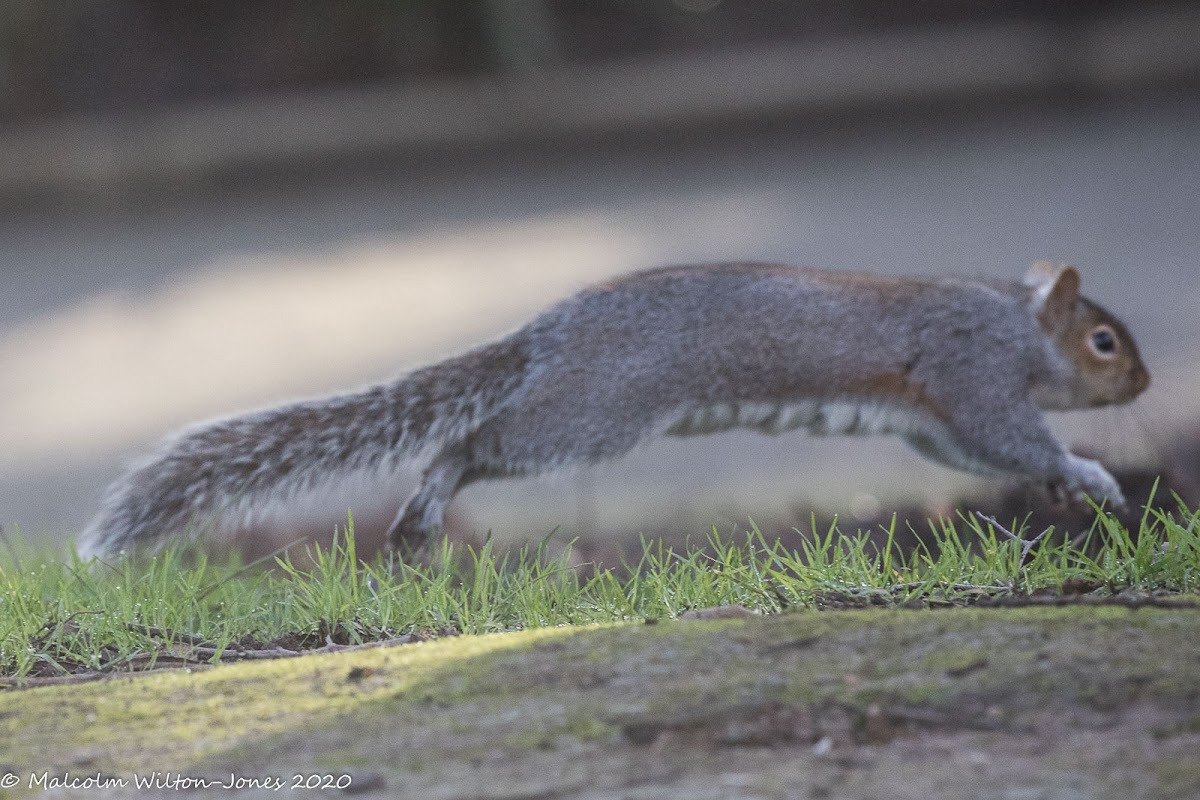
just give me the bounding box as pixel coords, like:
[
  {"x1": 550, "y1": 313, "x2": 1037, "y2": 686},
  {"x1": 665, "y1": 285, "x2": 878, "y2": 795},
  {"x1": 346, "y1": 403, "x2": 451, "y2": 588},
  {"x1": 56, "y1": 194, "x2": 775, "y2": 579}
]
[{"x1": 664, "y1": 400, "x2": 927, "y2": 438}]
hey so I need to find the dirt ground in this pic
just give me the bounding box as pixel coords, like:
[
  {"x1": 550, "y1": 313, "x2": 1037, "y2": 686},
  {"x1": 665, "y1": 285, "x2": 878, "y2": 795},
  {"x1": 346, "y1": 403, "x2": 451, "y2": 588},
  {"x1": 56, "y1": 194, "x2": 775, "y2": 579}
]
[{"x1": 3, "y1": 607, "x2": 1199, "y2": 799}]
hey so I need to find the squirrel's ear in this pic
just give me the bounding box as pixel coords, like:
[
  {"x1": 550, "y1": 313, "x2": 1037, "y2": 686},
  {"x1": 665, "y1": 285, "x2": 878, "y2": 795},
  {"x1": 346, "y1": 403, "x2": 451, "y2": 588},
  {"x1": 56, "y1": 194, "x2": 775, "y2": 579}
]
[{"x1": 1026, "y1": 262, "x2": 1081, "y2": 323}]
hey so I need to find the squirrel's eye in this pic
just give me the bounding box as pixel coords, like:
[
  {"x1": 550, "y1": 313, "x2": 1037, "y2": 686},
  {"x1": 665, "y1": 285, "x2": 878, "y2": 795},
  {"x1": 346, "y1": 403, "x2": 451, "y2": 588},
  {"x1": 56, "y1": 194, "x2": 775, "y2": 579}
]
[{"x1": 1089, "y1": 327, "x2": 1117, "y2": 357}]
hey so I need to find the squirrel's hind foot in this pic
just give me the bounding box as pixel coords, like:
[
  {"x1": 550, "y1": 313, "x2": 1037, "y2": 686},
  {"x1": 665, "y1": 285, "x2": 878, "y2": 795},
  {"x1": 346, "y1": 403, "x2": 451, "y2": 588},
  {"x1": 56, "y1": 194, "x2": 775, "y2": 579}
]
[{"x1": 385, "y1": 501, "x2": 439, "y2": 565}]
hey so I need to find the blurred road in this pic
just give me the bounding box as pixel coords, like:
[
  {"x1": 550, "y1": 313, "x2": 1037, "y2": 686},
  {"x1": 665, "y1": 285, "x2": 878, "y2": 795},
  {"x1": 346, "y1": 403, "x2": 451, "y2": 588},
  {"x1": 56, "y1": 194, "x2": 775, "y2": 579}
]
[{"x1": 2, "y1": 90, "x2": 1198, "y2": 545}]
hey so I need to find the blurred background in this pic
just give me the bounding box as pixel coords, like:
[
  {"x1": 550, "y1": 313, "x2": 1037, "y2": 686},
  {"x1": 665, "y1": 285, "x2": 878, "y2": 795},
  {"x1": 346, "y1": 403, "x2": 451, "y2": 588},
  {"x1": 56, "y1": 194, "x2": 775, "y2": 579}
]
[{"x1": 2, "y1": 0, "x2": 1198, "y2": 556}]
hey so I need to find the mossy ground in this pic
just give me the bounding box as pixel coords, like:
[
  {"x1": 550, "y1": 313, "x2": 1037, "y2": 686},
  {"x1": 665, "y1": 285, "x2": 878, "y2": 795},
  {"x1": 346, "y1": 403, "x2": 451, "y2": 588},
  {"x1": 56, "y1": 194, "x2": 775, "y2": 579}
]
[{"x1": 2, "y1": 606, "x2": 1199, "y2": 799}]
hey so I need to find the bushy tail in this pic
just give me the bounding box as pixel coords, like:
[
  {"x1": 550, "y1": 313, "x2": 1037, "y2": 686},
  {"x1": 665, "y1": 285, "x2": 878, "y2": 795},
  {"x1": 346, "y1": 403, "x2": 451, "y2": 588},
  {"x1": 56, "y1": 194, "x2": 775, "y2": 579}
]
[{"x1": 78, "y1": 336, "x2": 532, "y2": 558}]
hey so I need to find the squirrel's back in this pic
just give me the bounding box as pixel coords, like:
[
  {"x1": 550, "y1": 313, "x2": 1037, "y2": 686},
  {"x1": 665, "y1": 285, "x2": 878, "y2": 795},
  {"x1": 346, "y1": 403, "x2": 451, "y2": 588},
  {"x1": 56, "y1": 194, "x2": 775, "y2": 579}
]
[{"x1": 542, "y1": 262, "x2": 1033, "y2": 412}]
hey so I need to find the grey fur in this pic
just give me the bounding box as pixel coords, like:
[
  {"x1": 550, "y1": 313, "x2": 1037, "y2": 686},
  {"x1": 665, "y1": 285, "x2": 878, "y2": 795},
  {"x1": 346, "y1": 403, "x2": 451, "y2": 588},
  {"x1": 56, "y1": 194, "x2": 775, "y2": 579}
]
[{"x1": 79, "y1": 262, "x2": 1149, "y2": 558}]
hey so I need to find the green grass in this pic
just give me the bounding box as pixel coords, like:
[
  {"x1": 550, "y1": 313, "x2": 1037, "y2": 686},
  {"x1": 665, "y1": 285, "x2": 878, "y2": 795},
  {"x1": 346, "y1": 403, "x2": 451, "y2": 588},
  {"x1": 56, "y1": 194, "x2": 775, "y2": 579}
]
[{"x1": 1, "y1": 499, "x2": 1198, "y2": 682}]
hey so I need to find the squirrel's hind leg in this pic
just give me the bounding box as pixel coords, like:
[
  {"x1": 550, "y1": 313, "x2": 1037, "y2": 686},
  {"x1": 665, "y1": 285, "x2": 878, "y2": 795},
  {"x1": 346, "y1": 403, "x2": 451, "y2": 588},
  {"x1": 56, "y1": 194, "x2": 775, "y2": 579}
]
[
  {"x1": 387, "y1": 444, "x2": 470, "y2": 557},
  {"x1": 386, "y1": 440, "x2": 522, "y2": 557}
]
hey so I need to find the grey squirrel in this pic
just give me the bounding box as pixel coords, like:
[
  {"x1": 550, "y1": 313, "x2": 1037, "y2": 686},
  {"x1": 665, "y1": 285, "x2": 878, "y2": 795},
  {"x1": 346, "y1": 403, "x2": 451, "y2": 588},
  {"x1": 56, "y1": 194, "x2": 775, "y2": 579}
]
[{"x1": 78, "y1": 261, "x2": 1149, "y2": 558}]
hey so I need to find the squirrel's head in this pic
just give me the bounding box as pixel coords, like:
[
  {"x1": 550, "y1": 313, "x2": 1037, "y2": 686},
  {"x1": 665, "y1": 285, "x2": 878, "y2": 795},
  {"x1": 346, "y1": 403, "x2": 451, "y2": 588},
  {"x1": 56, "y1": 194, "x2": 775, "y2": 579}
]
[{"x1": 1024, "y1": 261, "x2": 1150, "y2": 410}]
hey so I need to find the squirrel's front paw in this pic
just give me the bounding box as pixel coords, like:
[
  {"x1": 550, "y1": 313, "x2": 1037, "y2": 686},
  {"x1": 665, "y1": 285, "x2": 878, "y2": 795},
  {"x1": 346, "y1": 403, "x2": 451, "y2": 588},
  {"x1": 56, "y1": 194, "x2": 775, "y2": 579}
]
[{"x1": 1053, "y1": 456, "x2": 1126, "y2": 512}]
